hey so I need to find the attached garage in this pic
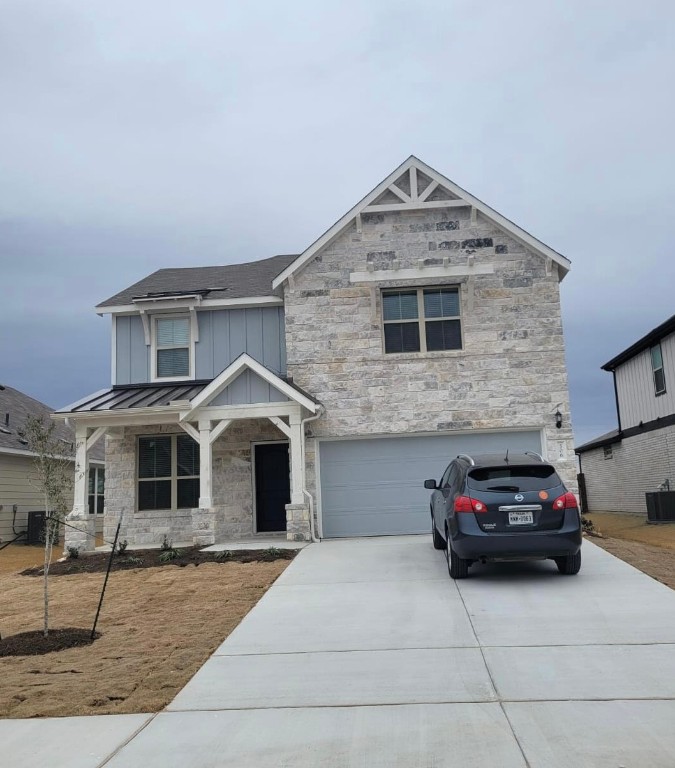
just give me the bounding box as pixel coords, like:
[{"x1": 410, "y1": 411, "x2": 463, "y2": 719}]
[{"x1": 319, "y1": 431, "x2": 543, "y2": 538}]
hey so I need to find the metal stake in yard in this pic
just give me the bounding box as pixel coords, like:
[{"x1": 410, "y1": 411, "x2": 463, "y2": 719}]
[{"x1": 91, "y1": 521, "x2": 121, "y2": 640}]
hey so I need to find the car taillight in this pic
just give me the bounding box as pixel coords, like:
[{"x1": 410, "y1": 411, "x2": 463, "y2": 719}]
[
  {"x1": 552, "y1": 492, "x2": 578, "y2": 511},
  {"x1": 454, "y1": 495, "x2": 487, "y2": 513}
]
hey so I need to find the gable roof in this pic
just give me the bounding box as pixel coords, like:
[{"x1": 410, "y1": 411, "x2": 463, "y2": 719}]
[
  {"x1": 273, "y1": 155, "x2": 571, "y2": 289},
  {"x1": 602, "y1": 313, "x2": 675, "y2": 371},
  {"x1": 96, "y1": 253, "x2": 297, "y2": 310},
  {"x1": 183, "y1": 353, "x2": 319, "y2": 417},
  {"x1": 0, "y1": 384, "x2": 104, "y2": 462}
]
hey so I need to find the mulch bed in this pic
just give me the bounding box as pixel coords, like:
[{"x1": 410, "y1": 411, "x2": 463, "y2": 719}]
[
  {"x1": 20, "y1": 547, "x2": 296, "y2": 577},
  {"x1": 0, "y1": 628, "x2": 100, "y2": 657}
]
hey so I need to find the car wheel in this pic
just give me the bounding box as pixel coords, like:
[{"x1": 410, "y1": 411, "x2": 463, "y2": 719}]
[
  {"x1": 432, "y1": 516, "x2": 445, "y2": 550},
  {"x1": 555, "y1": 551, "x2": 581, "y2": 575},
  {"x1": 446, "y1": 535, "x2": 469, "y2": 579}
]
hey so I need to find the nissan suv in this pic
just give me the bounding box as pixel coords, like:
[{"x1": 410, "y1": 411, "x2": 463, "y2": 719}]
[{"x1": 425, "y1": 452, "x2": 582, "y2": 579}]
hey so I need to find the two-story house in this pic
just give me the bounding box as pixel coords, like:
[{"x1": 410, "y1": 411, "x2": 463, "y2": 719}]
[
  {"x1": 576, "y1": 314, "x2": 675, "y2": 514},
  {"x1": 55, "y1": 156, "x2": 576, "y2": 551}
]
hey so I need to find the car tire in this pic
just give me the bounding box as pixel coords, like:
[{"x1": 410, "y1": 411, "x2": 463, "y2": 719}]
[
  {"x1": 555, "y1": 551, "x2": 581, "y2": 575},
  {"x1": 432, "y1": 516, "x2": 445, "y2": 550},
  {"x1": 446, "y1": 535, "x2": 469, "y2": 579}
]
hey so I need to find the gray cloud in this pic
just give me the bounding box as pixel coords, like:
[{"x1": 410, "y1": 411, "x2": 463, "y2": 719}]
[{"x1": 1, "y1": 0, "x2": 673, "y2": 445}]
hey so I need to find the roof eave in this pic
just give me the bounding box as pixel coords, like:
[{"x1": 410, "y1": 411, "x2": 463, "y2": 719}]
[{"x1": 602, "y1": 314, "x2": 675, "y2": 371}]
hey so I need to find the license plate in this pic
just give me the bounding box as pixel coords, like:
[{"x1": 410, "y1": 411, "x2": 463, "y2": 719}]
[{"x1": 508, "y1": 511, "x2": 534, "y2": 525}]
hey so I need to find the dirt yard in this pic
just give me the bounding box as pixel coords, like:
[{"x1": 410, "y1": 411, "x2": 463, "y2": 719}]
[
  {"x1": 587, "y1": 512, "x2": 675, "y2": 590},
  {"x1": 0, "y1": 550, "x2": 290, "y2": 718}
]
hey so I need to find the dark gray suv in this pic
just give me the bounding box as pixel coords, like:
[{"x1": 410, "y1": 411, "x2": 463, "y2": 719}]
[{"x1": 425, "y1": 452, "x2": 582, "y2": 579}]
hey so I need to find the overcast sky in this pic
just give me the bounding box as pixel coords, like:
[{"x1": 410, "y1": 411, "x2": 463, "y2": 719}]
[{"x1": 1, "y1": 0, "x2": 674, "y2": 445}]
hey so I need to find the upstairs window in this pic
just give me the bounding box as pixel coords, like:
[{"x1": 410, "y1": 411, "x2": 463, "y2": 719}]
[
  {"x1": 155, "y1": 316, "x2": 191, "y2": 378},
  {"x1": 382, "y1": 287, "x2": 462, "y2": 354},
  {"x1": 650, "y1": 343, "x2": 666, "y2": 396},
  {"x1": 137, "y1": 434, "x2": 199, "y2": 511}
]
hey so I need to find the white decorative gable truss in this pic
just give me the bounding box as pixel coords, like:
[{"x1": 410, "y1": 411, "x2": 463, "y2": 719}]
[{"x1": 273, "y1": 155, "x2": 570, "y2": 289}]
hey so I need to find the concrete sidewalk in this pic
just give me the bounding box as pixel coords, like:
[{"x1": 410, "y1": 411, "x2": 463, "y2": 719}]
[{"x1": 5, "y1": 536, "x2": 675, "y2": 766}]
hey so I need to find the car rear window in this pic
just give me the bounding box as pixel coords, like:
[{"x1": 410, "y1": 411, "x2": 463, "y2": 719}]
[{"x1": 467, "y1": 465, "x2": 561, "y2": 492}]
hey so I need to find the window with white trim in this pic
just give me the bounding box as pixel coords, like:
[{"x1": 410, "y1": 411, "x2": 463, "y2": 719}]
[
  {"x1": 88, "y1": 467, "x2": 105, "y2": 514},
  {"x1": 382, "y1": 287, "x2": 462, "y2": 354},
  {"x1": 137, "y1": 435, "x2": 199, "y2": 511},
  {"x1": 651, "y1": 343, "x2": 666, "y2": 396},
  {"x1": 603, "y1": 445, "x2": 613, "y2": 460},
  {"x1": 155, "y1": 316, "x2": 191, "y2": 378}
]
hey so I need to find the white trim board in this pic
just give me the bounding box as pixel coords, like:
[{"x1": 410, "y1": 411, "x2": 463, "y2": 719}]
[
  {"x1": 350, "y1": 264, "x2": 494, "y2": 283},
  {"x1": 272, "y1": 156, "x2": 570, "y2": 289},
  {"x1": 97, "y1": 296, "x2": 283, "y2": 316}
]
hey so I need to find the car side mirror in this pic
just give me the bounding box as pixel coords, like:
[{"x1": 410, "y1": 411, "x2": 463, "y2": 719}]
[{"x1": 424, "y1": 479, "x2": 437, "y2": 490}]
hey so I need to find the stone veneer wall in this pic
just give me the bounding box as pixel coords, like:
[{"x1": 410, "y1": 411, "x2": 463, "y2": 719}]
[
  {"x1": 283, "y1": 205, "x2": 577, "y2": 525},
  {"x1": 103, "y1": 419, "x2": 285, "y2": 546}
]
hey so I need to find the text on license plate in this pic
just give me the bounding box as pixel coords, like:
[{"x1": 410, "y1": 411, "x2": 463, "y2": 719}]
[{"x1": 508, "y1": 511, "x2": 534, "y2": 525}]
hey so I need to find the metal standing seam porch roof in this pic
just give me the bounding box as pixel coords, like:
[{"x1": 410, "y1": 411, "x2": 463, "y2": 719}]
[{"x1": 56, "y1": 378, "x2": 320, "y2": 415}]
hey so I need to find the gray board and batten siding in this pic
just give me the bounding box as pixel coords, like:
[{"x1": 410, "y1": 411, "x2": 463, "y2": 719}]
[
  {"x1": 115, "y1": 307, "x2": 287, "y2": 386},
  {"x1": 319, "y1": 430, "x2": 543, "y2": 538},
  {"x1": 613, "y1": 331, "x2": 675, "y2": 430}
]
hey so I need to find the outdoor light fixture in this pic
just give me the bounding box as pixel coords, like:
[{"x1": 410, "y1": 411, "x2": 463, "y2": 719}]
[{"x1": 555, "y1": 409, "x2": 563, "y2": 429}]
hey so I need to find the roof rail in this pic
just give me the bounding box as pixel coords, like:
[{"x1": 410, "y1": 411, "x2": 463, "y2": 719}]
[
  {"x1": 457, "y1": 454, "x2": 475, "y2": 466},
  {"x1": 524, "y1": 451, "x2": 544, "y2": 462}
]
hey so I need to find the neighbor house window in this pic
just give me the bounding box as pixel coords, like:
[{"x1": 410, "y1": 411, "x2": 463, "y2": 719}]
[
  {"x1": 382, "y1": 287, "x2": 462, "y2": 353},
  {"x1": 603, "y1": 445, "x2": 613, "y2": 460},
  {"x1": 651, "y1": 343, "x2": 666, "y2": 395},
  {"x1": 88, "y1": 467, "x2": 105, "y2": 514},
  {"x1": 155, "y1": 316, "x2": 191, "y2": 378},
  {"x1": 137, "y1": 434, "x2": 199, "y2": 511}
]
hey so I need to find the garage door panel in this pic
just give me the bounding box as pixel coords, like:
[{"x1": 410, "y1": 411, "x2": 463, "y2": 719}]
[{"x1": 320, "y1": 432, "x2": 542, "y2": 538}]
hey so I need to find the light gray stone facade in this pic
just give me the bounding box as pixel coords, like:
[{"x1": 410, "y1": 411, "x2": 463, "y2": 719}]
[
  {"x1": 283, "y1": 206, "x2": 576, "y2": 512},
  {"x1": 101, "y1": 420, "x2": 287, "y2": 547}
]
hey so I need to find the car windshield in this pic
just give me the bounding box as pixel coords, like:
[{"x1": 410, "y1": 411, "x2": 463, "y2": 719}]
[{"x1": 467, "y1": 465, "x2": 561, "y2": 492}]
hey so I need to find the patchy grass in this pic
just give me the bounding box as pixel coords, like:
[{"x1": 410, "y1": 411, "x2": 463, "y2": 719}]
[
  {"x1": 587, "y1": 512, "x2": 675, "y2": 591},
  {"x1": 587, "y1": 512, "x2": 675, "y2": 552},
  {"x1": 0, "y1": 555, "x2": 291, "y2": 718}
]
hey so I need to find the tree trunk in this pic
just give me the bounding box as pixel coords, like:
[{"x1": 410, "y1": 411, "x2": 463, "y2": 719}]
[{"x1": 43, "y1": 492, "x2": 51, "y2": 637}]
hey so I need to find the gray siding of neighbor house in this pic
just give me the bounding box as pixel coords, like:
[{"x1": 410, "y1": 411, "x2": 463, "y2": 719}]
[
  {"x1": 114, "y1": 307, "x2": 286, "y2": 385},
  {"x1": 614, "y1": 331, "x2": 675, "y2": 430},
  {"x1": 580, "y1": 424, "x2": 675, "y2": 515},
  {"x1": 210, "y1": 370, "x2": 290, "y2": 405}
]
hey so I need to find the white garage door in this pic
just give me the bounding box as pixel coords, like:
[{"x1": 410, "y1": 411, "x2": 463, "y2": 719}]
[{"x1": 319, "y1": 431, "x2": 542, "y2": 538}]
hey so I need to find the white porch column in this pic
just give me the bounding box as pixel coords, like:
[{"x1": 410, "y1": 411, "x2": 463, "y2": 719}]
[
  {"x1": 198, "y1": 419, "x2": 213, "y2": 509},
  {"x1": 72, "y1": 423, "x2": 89, "y2": 515},
  {"x1": 64, "y1": 423, "x2": 96, "y2": 553},
  {"x1": 289, "y1": 412, "x2": 304, "y2": 505}
]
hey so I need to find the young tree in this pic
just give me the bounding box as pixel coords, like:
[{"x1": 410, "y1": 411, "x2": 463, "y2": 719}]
[{"x1": 21, "y1": 415, "x2": 74, "y2": 636}]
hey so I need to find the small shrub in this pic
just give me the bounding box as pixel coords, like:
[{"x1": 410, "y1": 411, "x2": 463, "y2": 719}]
[
  {"x1": 265, "y1": 546, "x2": 283, "y2": 557},
  {"x1": 581, "y1": 516, "x2": 597, "y2": 535},
  {"x1": 122, "y1": 556, "x2": 143, "y2": 566},
  {"x1": 66, "y1": 546, "x2": 80, "y2": 560},
  {"x1": 116, "y1": 539, "x2": 128, "y2": 555},
  {"x1": 160, "y1": 534, "x2": 173, "y2": 551},
  {"x1": 212, "y1": 549, "x2": 233, "y2": 561},
  {"x1": 158, "y1": 548, "x2": 183, "y2": 562}
]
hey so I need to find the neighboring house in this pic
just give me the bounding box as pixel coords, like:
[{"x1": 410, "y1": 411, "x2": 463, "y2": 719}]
[
  {"x1": 576, "y1": 314, "x2": 675, "y2": 514},
  {"x1": 54, "y1": 156, "x2": 576, "y2": 550},
  {"x1": 0, "y1": 384, "x2": 104, "y2": 543}
]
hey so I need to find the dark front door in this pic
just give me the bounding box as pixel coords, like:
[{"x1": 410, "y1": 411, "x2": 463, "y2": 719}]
[{"x1": 255, "y1": 443, "x2": 290, "y2": 532}]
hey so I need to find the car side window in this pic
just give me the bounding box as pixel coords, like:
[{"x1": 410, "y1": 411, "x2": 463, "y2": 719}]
[
  {"x1": 440, "y1": 464, "x2": 453, "y2": 488},
  {"x1": 444, "y1": 464, "x2": 458, "y2": 490}
]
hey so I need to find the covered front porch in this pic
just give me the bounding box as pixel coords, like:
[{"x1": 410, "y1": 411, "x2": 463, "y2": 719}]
[{"x1": 55, "y1": 355, "x2": 321, "y2": 553}]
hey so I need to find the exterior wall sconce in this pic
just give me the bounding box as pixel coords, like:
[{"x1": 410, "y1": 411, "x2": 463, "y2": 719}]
[{"x1": 555, "y1": 409, "x2": 563, "y2": 429}]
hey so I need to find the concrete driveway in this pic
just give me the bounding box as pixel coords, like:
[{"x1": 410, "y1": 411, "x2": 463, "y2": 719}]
[{"x1": 6, "y1": 535, "x2": 675, "y2": 766}]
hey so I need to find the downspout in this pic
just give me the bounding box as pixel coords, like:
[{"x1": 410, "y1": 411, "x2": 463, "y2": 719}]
[{"x1": 300, "y1": 405, "x2": 325, "y2": 543}]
